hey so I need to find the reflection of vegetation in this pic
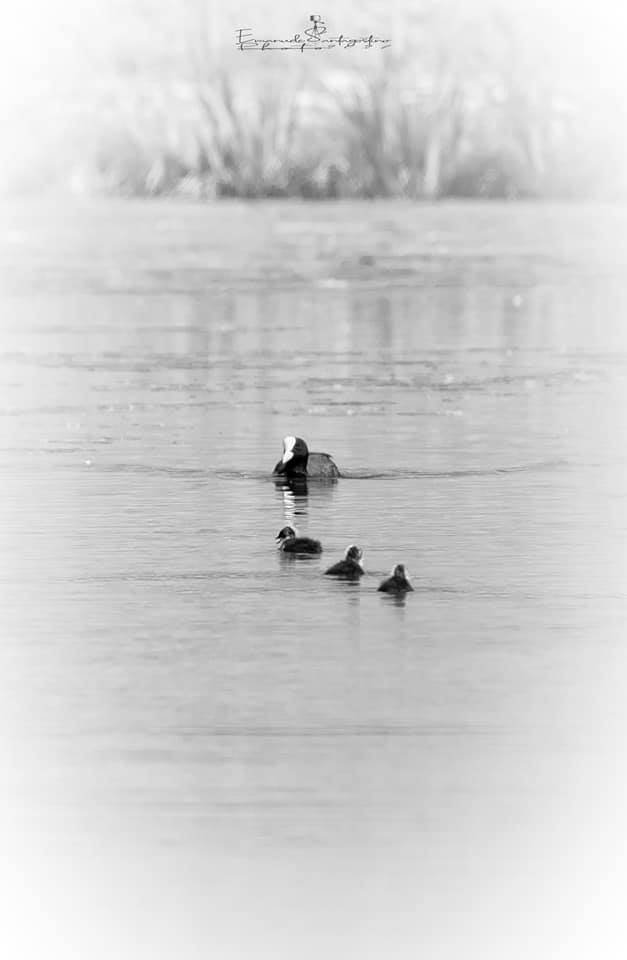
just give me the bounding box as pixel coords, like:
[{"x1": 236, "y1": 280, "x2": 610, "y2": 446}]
[{"x1": 3, "y1": 1, "x2": 625, "y2": 199}]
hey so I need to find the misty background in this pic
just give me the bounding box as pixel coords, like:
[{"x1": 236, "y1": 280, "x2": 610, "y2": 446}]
[{"x1": 1, "y1": 0, "x2": 626, "y2": 200}]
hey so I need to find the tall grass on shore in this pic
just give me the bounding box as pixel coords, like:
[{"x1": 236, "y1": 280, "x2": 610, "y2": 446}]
[
  {"x1": 45, "y1": 65, "x2": 618, "y2": 202},
  {"x1": 3, "y1": 7, "x2": 625, "y2": 201}
]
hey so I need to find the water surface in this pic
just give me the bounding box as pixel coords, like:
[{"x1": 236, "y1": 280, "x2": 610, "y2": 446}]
[{"x1": 2, "y1": 202, "x2": 627, "y2": 959}]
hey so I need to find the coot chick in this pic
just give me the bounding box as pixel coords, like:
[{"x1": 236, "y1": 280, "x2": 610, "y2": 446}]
[
  {"x1": 276, "y1": 525, "x2": 322, "y2": 555},
  {"x1": 324, "y1": 545, "x2": 364, "y2": 579},
  {"x1": 273, "y1": 436, "x2": 340, "y2": 480},
  {"x1": 378, "y1": 564, "x2": 414, "y2": 594}
]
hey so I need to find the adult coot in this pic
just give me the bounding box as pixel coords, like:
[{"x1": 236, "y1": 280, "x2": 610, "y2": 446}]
[{"x1": 272, "y1": 436, "x2": 340, "y2": 480}]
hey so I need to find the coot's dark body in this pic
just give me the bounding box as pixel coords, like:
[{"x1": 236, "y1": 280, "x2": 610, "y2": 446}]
[
  {"x1": 378, "y1": 564, "x2": 414, "y2": 594},
  {"x1": 273, "y1": 436, "x2": 340, "y2": 480},
  {"x1": 325, "y1": 545, "x2": 364, "y2": 579},
  {"x1": 275, "y1": 525, "x2": 322, "y2": 555}
]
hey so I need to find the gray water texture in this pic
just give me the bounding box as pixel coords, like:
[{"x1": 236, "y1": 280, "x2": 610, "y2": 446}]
[{"x1": 1, "y1": 204, "x2": 627, "y2": 960}]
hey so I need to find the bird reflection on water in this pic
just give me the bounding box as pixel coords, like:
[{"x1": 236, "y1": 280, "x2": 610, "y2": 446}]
[
  {"x1": 273, "y1": 474, "x2": 338, "y2": 526},
  {"x1": 275, "y1": 477, "x2": 309, "y2": 525}
]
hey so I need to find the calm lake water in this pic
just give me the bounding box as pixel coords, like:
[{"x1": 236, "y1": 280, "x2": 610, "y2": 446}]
[{"x1": 1, "y1": 201, "x2": 627, "y2": 959}]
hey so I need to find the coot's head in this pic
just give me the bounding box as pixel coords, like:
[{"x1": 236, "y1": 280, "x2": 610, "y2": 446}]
[
  {"x1": 345, "y1": 545, "x2": 363, "y2": 564},
  {"x1": 273, "y1": 436, "x2": 309, "y2": 477},
  {"x1": 275, "y1": 525, "x2": 297, "y2": 545},
  {"x1": 393, "y1": 563, "x2": 410, "y2": 581}
]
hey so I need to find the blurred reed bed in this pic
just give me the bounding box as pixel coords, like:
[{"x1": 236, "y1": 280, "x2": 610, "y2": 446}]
[
  {"x1": 2, "y1": 1, "x2": 625, "y2": 200},
  {"x1": 39, "y1": 70, "x2": 613, "y2": 201}
]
